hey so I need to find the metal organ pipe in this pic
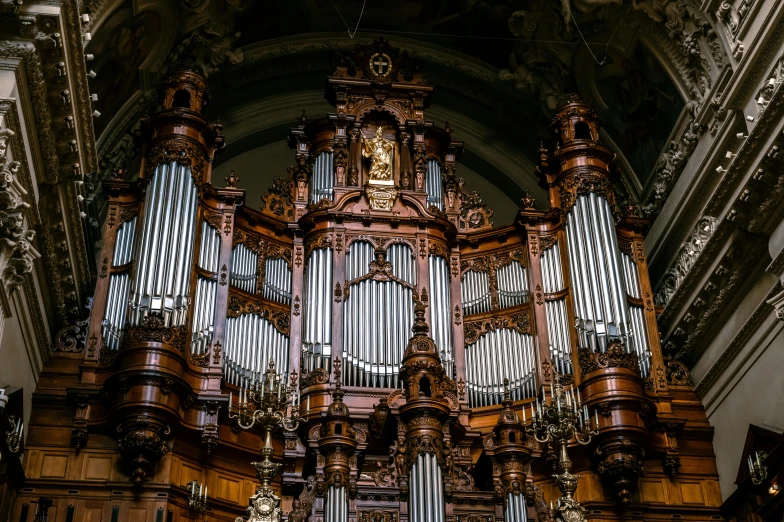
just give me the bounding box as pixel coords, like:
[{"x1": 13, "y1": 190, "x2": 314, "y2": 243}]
[
  {"x1": 410, "y1": 453, "x2": 445, "y2": 522},
  {"x1": 565, "y1": 193, "x2": 633, "y2": 353},
  {"x1": 460, "y1": 269, "x2": 491, "y2": 316},
  {"x1": 324, "y1": 485, "x2": 347, "y2": 522},
  {"x1": 101, "y1": 217, "x2": 137, "y2": 352},
  {"x1": 224, "y1": 313, "x2": 289, "y2": 388},
  {"x1": 130, "y1": 161, "x2": 198, "y2": 327},
  {"x1": 425, "y1": 159, "x2": 444, "y2": 210},
  {"x1": 310, "y1": 151, "x2": 335, "y2": 204},
  {"x1": 506, "y1": 492, "x2": 528, "y2": 522},
  {"x1": 621, "y1": 252, "x2": 651, "y2": 376},
  {"x1": 303, "y1": 248, "x2": 333, "y2": 372},
  {"x1": 540, "y1": 242, "x2": 573, "y2": 374},
  {"x1": 230, "y1": 243, "x2": 258, "y2": 293},
  {"x1": 342, "y1": 242, "x2": 415, "y2": 388},
  {"x1": 191, "y1": 222, "x2": 220, "y2": 355},
  {"x1": 497, "y1": 261, "x2": 529, "y2": 309},
  {"x1": 465, "y1": 330, "x2": 536, "y2": 407},
  {"x1": 428, "y1": 255, "x2": 453, "y2": 377},
  {"x1": 263, "y1": 258, "x2": 292, "y2": 305}
]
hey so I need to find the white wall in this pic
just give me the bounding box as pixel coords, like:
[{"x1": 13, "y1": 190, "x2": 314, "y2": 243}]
[{"x1": 694, "y1": 270, "x2": 784, "y2": 499}]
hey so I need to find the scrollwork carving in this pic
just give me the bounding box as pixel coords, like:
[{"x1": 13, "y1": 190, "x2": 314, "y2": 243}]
[{"x1": 463, "y1": 310, "x2": 530, "y2": 345}]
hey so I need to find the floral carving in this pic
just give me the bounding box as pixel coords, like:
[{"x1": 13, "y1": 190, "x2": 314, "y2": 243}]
[
  {"x1": 463, "y1": 311, "x2": 530, "y2": 345},
  {"x1": 578, "y1": 339, "x2": 640, "y2": 376},
  {"x1": 226, "y1": 293, "x2": 290, "y2": 335}
]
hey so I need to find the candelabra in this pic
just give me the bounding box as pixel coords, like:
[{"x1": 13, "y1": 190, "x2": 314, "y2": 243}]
[
  {"x1": 6, "y1": 415, "x2": 23, "y2": 454},
  {"x1": 748, "y1": 450, "x2": 768, "y2": 485},
  {"x1": 230, "y1": 360, "x2": 302, "y2": 522},
  {"x1": 186, "y1": 480, "x2": 207, "y2": 512},
  {"x1": 526, "y1": 373, "x2": 598, "y2": 522}
]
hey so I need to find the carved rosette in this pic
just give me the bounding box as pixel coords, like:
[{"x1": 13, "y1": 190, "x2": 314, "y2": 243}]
[
  {"x1": 579, "y1": 339, "x2": 652, "y2": 504},
  {"x1": 116, "y1": 416, "x2": 171, "y2": 484}
]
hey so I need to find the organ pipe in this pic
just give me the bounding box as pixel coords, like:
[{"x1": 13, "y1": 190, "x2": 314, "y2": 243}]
[
  {"x1": 564, "y1": 193, "x2": 633, "y2": 353},
  {"x1": 506, "y1": 493, "x2": 528, "y2": 522},
  {"x1": 425, "y1": 158, "x2": 443, "y2": 210},
  {"x1": 541, "y1": 242, "x2": 573, "y2": 374},
  {"x1": 323, "y1": 485, "x2": 347, "y2": 522},
  {"x1": 101, "y1": 216, "x2": 136, "y2": 352},
  {"x1": 461, "y1": 269, "x2": 491, "y2": 316},
  {"x1": 263, "y1": 258, "x2": 292, "y2": 305},
  {"x1": 129, "y1": 161, "x2": 198, "y2": 327},
  {"x1": 621, "y1": 252, "x2": 651, "y2": 377},
  {"x1": 303, "y1": 248, "x2": 333, "y2": 372},
  {"x1": 497, "y1": 260, "x2": 529, "y2": 309},
  {"x1": 191, "y1": 221, "x2": 220, "y2": 355},
  {"x1": 230, "y1": 243, "x2": 258, "y2": 293},
  {"x1": 465, "y1": 330, "x2": 537, "y2": 407},
  {"x1": 224, "y1": 313, "x2": 290, "y2": 388},
  {"x1": 428, "y1": 255, "x2": 453, "y2": 377},
  {"x1": 310, "y1": 151, "x2": 335, "y2": 204},
  {"x1": 342, "y1": 242, "x2": 415, "y2": 387},
  {"x1": 409, "y1": 453, "x2": 445, "y2": 522}
]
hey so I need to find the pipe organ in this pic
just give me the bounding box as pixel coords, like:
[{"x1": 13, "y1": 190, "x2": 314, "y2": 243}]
[{"x1": 38, "y1": 40, "x2": 719, "y2": 522}]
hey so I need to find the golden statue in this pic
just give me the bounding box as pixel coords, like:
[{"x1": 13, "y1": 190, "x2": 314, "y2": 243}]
[{"x1": 363, "y1": 127, "x2": 394, "y2": 182}]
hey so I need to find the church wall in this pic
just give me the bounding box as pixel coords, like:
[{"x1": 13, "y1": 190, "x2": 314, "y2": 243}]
[{"x1": 692, "y1": 269, "x2": 784, "y2": 499}]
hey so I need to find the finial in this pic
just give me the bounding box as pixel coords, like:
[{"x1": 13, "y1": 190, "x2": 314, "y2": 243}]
[
  {"x1": 444, "y1": 121, "x2": 453, "y2": 136},
  {"x1": 503, "y1": 378, "x2": 510, "y2": 402},
  {"x1": 298, "y1": 110, "x2": 308, "y2": 126},
  {"x1": 409, "y1": 289, "x2": 430, "y2": 336},
  {"x1": 225, "y1": 169, "x2": 239, "y2": 188},
  {"x1": 333, "y1": 356, "x2": 342, "y2": 391},
  {"x1": 520, "y1": 191, "x2": 536, "y2": 210}
]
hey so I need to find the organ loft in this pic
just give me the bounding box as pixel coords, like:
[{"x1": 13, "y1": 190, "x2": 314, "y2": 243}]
[{"x1": 7, "y1": 39, "x2": 723, "y2": 522}]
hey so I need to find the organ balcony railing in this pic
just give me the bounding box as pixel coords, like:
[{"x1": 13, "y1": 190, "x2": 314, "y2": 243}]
[{"x1": 83, "y1": 41, "x2": 670, "y2": 506}]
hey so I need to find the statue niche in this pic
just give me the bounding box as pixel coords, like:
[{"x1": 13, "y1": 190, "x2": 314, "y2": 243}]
[
  {"x1": 362, "y1": 125, "x2": 399, "y2": 211},
  {"x1": 363, "y1": 126, "x2": 394, "y2": 182}
]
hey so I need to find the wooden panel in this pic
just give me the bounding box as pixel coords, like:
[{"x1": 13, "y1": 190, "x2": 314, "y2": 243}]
[
  {"x1": 680, "y1": 482, "x2": 705, "y2": 504},
  {"x1": 180, "y1": 462, "x2": 202, "y2": 487},
  {"x1": 83, "y1": 455, "x2": 113, "y2": 480},
  {"x1": 40, "y1": 454, "x2": 68, "y2": 478},
  {"x1": 215, "y1": 474, "x2": 242, "y2": 503},
  {"x1": 128, "y1": 507, "x2": 148, "y2": 522},
  {"x1": 640, "y1": 478, "x2": 667, "y2": 503},
  {"x1": 83, "y1": 507, "x2": 104, "y2": 522},
  {"x1": 704, "y1": 480, "x2": 722, "y2": 506}
]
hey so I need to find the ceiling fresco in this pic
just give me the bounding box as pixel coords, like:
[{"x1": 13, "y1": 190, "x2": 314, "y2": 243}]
[{"x1": 84, "y1": 0, "x2": 726, "y2": 218}]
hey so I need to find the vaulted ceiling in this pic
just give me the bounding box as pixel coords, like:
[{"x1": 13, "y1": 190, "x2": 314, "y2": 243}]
[{"x1": 85, "y1": 0, "x2": 725, "y2": 225}]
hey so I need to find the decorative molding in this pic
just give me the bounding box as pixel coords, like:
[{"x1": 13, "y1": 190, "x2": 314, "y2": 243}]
[
  {"x1": 463, "y1": 310, "x2": 530, "y2": 346},
  {"x1": 226, "y1": 293, "x2": 291, "y2": 335},
  {"x1": 655, "y1": 216, "x2": 718, "y2": 306}
]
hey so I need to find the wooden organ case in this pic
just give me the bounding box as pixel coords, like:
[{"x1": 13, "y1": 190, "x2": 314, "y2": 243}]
[{"x1": 14, "y1": 40, "x2": 722, "y2": 522}]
